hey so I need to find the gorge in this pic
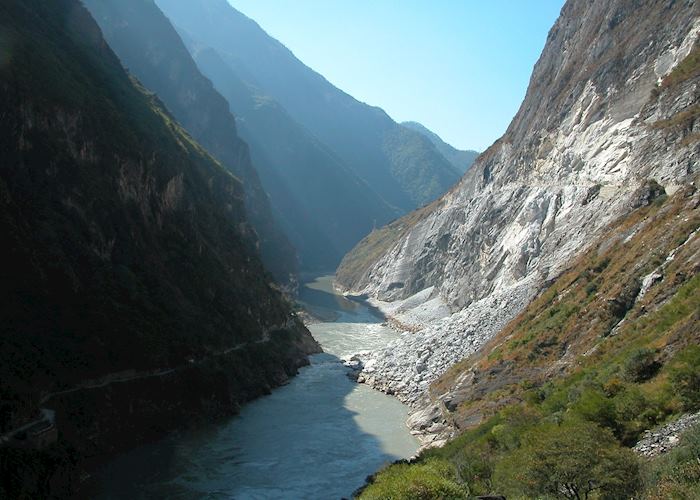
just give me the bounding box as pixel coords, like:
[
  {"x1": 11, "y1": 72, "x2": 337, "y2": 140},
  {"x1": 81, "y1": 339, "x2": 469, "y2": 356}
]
[{"x1": 1, "y1": 0, "x2": 699, "y2": 498}]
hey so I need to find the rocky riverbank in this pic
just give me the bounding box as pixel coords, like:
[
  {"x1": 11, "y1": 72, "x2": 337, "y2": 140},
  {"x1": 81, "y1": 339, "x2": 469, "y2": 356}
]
[{"x1": 344, "y1": 279, "x2": 537, "y2": 407}]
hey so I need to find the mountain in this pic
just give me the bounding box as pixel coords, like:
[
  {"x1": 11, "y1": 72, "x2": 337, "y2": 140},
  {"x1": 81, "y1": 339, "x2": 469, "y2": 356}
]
[
  {"x1": 360, "y1": 179, "x2": 700, "y2": 500},
  {"x1": 81, "y1": 0, "x2": 297, "y2": 285},
  {"x1": 155, "y1": 0, "x2": 462, "y2": 215},
  {"x1": 343, "y1": 0, "x2": 699, "y2": 496},
  {"x1": 187, "y1": 44, "x2": 398, "y2": 269},
  {"x1": 338, "y1": 0, "x2": 698, "y2": 419},
  {"x1": 83, "y1": 0, "x2": 402, "y2": 271},
  {"x1": 0, "y1": 0, "x2": 318, "y2": 496},
  {"x1": 402, "y1": 121, "x2": 479, "y2": 174}
]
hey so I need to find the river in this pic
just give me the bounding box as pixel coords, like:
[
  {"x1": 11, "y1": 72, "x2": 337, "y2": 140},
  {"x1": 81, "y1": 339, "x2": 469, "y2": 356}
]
[{"x1": 88, "y1": 275, "x2": 418, "y2": 499}]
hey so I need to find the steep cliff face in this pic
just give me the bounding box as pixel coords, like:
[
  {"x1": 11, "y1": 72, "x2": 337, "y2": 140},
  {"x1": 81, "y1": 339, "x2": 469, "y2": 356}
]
[
  {"x1": 0, "y1": 0, "x2": 317, "y2": 494},
  {"x1": 82, "y1": 0, "x2": 298, "y2": 285},
  {"x1": 338, "y1": 0, "x2": 699, "y2": 405},
  {"x1": 359, "y1": 185, "x2": 700, "y2": 496}
]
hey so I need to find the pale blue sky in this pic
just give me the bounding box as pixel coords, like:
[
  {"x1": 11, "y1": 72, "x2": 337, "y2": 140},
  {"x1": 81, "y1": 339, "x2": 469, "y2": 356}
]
[{"x1": 228, "y1": 1, "x2": 564, "y2": 152}]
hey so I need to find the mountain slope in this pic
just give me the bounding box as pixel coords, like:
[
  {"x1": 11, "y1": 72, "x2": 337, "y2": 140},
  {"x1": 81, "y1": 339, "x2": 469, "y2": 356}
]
[
  {"x1": 187, "y1": 43, "x2": 398, "y2": 269},
  {"x1": 360, "y1": 180, "x2": 700, "y2": 499},
  {"x1": 402, "y1": 121, "x2": 479, "y2": 174},
  {"x1": 82, "y1": 0, "x2": 297, "y2": 284},
  {"x1": 337, "y1": 0, "x2": 699, "y2": 409},
  {"x1": 0, "y1": 0, "x2": 317, "y2": 495},
  {"x1": 155, "y1": 0, "x2": 462, "y2": 213}
]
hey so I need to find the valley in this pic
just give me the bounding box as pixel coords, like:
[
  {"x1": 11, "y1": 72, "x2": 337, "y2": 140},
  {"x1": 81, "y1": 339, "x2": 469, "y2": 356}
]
[{"x1": 0, "y1": 0, "x2": 698, "y2": 498}]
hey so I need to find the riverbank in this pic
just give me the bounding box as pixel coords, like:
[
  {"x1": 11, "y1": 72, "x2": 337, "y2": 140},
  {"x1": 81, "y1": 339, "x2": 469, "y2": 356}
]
[{"x1": 84, "y1": 275, "x2": 418, "y2": 499}]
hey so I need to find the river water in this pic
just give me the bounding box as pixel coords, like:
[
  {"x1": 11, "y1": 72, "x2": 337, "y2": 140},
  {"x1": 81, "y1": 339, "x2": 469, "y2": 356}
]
[{"x1": 88, "y1": 275, "x2": 418, "y2": 499}]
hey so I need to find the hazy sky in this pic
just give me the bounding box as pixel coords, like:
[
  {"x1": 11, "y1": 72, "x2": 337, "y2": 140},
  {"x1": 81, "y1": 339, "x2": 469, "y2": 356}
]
[{"x1": 227, "y1": 1, "x2": 564, "y2": 152}]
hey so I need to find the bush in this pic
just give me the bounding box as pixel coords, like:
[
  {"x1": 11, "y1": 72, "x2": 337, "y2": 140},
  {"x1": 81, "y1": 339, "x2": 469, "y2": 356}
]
[
  {"x1": 622, "y1": 348, "x2": 661, "y2": 383},
  {"x1": 360, "y1": 458, "x2": 469, "y2": 500},
  {"x1": 669, "y1": 346, "x2": 700, "y2": 411},
  {"x1": 570, "y1": 387, "x2": 617, "y2": 430}
]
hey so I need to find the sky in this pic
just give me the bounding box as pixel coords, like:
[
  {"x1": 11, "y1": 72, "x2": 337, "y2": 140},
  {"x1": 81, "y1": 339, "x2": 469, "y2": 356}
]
[{"x1": 228, "y1": 1, "x2": 564, "y2": 152}]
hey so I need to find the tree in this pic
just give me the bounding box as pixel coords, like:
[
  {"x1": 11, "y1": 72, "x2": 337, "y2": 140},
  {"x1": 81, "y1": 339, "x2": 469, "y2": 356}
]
[{"x1": 493, "y1": 420, "x2": 639, "y2": 499}]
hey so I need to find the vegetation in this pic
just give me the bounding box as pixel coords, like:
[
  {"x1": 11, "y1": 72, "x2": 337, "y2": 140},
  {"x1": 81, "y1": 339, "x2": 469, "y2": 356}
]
[
  {"x1": 361, "y1": 459, "x2": 468, "y2": 500},
  {"x1": 669, "y1": 346, "x2": 700, "y2": 412},
  {"x1": 359, "y1": 184, "x2": 700, "y2": 499},
  {"x1": 493, "y1": 420, "x2": 639, "y2": 499},
  {"x1": 642, "y1": 423, "x2": 700, "y2": 499}
]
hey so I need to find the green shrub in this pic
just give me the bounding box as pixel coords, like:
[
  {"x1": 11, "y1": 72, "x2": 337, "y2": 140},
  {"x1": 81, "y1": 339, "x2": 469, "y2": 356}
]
[
  {"x1": 570, "y1": 387, "x2": 617, "y2": 430},
  {"x1": 493, "y1": 420, "x2": 640, "y2": 500},
  {"x1": 622, "y1": 348, "x2": 661, "y2": 383},
  {"x1": 669, "y1": 346, "x2": 700, "y2": 411},
  {"x1": 360, "y1": 458, "x2": 469, "y2": 500}
]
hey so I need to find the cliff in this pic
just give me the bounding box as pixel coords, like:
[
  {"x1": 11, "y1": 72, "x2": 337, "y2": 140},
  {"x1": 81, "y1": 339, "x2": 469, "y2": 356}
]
[
  {"x1": 0, "y1": 0, "x2": 318, "y2": 495},
  {"x1": 338, "y1": 0, "x2": 699, "y2": 406}
]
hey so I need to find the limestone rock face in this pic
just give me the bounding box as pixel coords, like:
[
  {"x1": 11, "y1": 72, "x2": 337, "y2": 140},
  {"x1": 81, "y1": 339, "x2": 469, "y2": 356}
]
[{"x1": 337, "y1": 0, "x2": 700, "y2": 411}]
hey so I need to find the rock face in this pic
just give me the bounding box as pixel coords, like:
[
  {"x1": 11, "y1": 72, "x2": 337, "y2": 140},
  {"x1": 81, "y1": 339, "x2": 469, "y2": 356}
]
[
  {"x1": 338, "y1": 0, "x2": 699, "y2": 410},
  {"x1": 82, "y1": 0, "x2": 298, "y2": 286},
  {"x1": 0, "y1": 0, "x2": 318, "y2": 494},
  {"x1": 634, "y1": 412, "x2": 700, "y2": 458}
]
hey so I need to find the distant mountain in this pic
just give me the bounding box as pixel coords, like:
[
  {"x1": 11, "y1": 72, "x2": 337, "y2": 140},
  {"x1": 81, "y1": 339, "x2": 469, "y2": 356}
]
[
  {"x1": 188, "y1": 44, "x2": 397, "y2": 270},
  {"x1": 155, "y1": 0, "x2": 461, "y2": 215},
  {"x1": 402, "y1": 121, "x2": 479, "y2": 174},
  {"x1": 83, "y1": 0, "x2": 297, "y2": 285},
  {"x1": 0, "y1": 0, "x2": 317, "y2": 495}
]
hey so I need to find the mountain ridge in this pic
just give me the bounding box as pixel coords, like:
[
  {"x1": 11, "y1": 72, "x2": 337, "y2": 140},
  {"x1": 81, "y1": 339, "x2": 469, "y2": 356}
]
[
  {"x1": 156, "y1": 0, "x2": 462, "y2": 214},
  {"x1": 82, "y1": 0, "x2": 298, "y2": 285},
  {"x1": 401, "y1": 121, "x2": 479, "y2": 174},
  {"x1": 185, "y1": 38, "x2": 399, "y2": 269}
]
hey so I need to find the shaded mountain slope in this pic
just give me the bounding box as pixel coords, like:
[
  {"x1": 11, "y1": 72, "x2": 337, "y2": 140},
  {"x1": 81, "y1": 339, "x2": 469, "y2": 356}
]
[
  {"x1": 402, "y1": 121, "x2": 479, "y2": 174},
  {"x1": 82, "y1": 0, "x2": 297, "y2": 284},
  {"x1": 189, "y1": 44, "x2": 398, "y2": 269},
  {"x1": 155, "y1": 0, "x2": 461, "y2": 214},
  {"x1": 0, "y1": 0, "x2": 317, "y2": 495}
]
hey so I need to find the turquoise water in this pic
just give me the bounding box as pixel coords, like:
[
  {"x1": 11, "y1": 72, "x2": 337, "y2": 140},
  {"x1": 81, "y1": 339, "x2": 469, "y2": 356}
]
[{"x1": 89, "y1": 276, "x2": 418, "y2": 499}]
